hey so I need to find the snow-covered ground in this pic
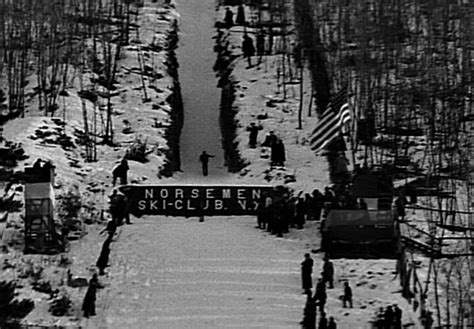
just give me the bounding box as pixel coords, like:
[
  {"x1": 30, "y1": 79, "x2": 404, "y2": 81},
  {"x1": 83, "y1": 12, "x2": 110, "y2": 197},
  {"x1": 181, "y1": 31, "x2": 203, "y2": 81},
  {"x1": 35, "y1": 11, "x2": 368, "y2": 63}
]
[{"x1": 0, "y1": 0, "x2": 437, "y2": 328}]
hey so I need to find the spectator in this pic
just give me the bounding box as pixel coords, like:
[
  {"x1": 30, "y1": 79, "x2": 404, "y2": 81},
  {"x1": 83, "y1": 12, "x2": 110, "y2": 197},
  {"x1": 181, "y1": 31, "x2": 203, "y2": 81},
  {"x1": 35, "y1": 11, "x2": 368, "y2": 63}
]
[
  {"x1": 261, "y1": 130, "x2": 277, "y2": 148},
  {"x1": 313, "y1": 278, "x2": 327, "y2": 313},
  {"x1": 235, "y1": 4, "x2": 245, "y2": 25},
  {"x1": 322, "y1": 257, "x2": 334, "y2": 289},
  {"x1": 304, "y1": 193, "x2": 314, "y2": 221},
  {"x1": 109, "y1": 189, "x2": 128, "y2": 225},
  {"x1": 301, "y1": 253, "x2": 314, "y2": 295},
  {"x1": 257, "y1": 194, "x2": 273, "y2": 229},
  {"x1": 384, "y1": 305, "x2": 395, "y2": 328},
  {"x1": 96, "y1": 240, "x2": 111, "y2": 276},
  {"x1": 112, "y1": 158, "x2": 129, "y2": 186},
  {"x1": 393, "y1": 304, "x2": 402, "y2": 329},
  {"x1": 318, "y1": 311, "x2": 328, "y2": 329},
  {"x1": 246, "y1": 122, "x2": 263, "y2": 148},
  {"x1": 271, "y1": 138, "x2": 286, "y2": 166},
  {"x1": 328, "y1": 316, "x2": 337, "y2": 329},
  {"x1": 295, "y1": 196, "x2": 306, "y2": 229},
  {"x1": 223, "y1": 7, "x2": 233, "y2": 28},
  {"x1": 302, "y1": 295, "x2": 317, "y2": 329},
  {"x1": 82, "y1": 274, "x2": 100, "y2": 317},
  {"x1": 312, "y1": 189, "x2": 324, "y2": 221},
  {"x1": 394, "y1": 193, "x2": 408, "y2": 221},
  {"x1": 100, "y1": 218, "x2": 117, "y2": 244},
  {"x1": 242, "y1": 33, "x2": 256, "y2": 68},
  {"x1": 342, "y1": 281, "x2": 352, "y2": 308}
]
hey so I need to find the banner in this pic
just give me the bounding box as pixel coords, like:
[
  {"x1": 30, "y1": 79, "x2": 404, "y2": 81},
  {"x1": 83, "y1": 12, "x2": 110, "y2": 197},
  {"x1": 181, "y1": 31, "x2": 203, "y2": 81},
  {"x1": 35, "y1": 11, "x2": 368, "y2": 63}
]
[{"x1": 119, "y1": 184, "x2": 273, "y2": 217}]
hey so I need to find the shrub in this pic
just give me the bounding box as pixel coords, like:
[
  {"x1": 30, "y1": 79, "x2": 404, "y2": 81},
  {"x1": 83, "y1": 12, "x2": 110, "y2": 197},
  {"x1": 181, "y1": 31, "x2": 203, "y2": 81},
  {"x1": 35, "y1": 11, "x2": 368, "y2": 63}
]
[
  {"x1": 125, "y1": 136, "x2": 149, "y2": 163},
  {"x1": 49, "y1": 291, "x2": 72, "y2": 316},
  {"x1": 56, "y1": 185, "x2": 82, "y2": 225},
  {"x1": 0, "y1": 281, "x2": 34, "y2": 326},
  {"x1": 32, "y1": 280, "x2": 53, "y2": 294}
]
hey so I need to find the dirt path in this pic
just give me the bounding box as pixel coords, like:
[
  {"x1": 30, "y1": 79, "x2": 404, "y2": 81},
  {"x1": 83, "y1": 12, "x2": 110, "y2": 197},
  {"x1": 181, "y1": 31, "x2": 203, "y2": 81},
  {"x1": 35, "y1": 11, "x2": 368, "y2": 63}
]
[{"x1": 86, "y1": 216, "x2": 306, "y2": 328}]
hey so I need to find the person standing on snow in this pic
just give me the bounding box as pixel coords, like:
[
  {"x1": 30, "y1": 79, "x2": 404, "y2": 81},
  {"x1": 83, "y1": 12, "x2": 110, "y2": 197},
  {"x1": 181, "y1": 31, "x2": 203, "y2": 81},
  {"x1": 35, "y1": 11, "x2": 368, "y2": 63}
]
[
  {"x1": 199, "y1": 151, "x2": 214, "y2": 176},
  {"x1": 301, "y1": 253, "x2": 314, "y2": 295},
  {"x1": 112, "y1": 158, "x2": 129, "y2": 186},
  {"x1": 100, "y1": 218, "x2": 117, "y2": 244},
  {"x1": 261, "y1": 130, "x2": 277, "y2": 148},
  {"x1": 394, "y1": 192, "x2": 408, "y2": 221},
  {"x1": 246, "y1": 122, "x2": 263, "y2": 148},
  {"x1": 393, "y1": 304, "x2": 402, "y2": 329},
  {"x1": 224, "y1": 7, "x2": 234, "y2": 29},
  {"x1": 272, "y1": 138, "x2": 286, "y2": 166},
  {"x1": 311, "y1": 189, "x2": 324, "y2": 221},
  {"x1": 342, "y1": 281, "x2": 353, "y2": 308},
  {"x1": 322, "y1": 257, "x2": 334, "y2": 289},
  {"x1": 82, "y1": 273, "x2": 100, "y2": 317},
  {"x1": 109, "y1": 189, "x2": 129, "y2": 225},
  {"x1": 235, "y1": 4, "x2": 245, "y2": 26},
  {"x1": 96, "y1": 239, "x2": 111, "y2": 276},
  {"x1": 242, "y1": 33, "x2": 256, "y2": 68},
  {"x1": 327, "y1": 316, "x2": 337, "y2": 329},
  {"x1": 302, "y1": 295, "x2": 317, "y2": 329},
  {"x1": 313, "y1": 278, "x2": 327, "y2": 313},
  {"x1": 318, "y1": 311, "x2": 328, "y2": 329}
]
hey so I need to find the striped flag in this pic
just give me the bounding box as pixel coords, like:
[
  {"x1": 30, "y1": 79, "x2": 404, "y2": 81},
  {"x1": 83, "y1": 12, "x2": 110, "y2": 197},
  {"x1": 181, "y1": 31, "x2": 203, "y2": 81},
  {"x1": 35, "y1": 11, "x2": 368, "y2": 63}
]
[{"x1": 310, "y1": 88, "x2": 351, "y2": 153}]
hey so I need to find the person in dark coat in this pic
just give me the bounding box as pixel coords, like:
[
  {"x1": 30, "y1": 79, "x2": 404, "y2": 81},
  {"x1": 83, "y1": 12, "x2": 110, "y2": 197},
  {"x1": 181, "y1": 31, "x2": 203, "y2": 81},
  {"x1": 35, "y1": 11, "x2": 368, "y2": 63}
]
[
  {"x1": 82, "y1": 274, "x2": 100, "y2": 317},
  {"x1": 199, "y1": 151, "x2": 214, "y2": 176},
  {"x1": 304, "y1": 193, "x2": 314, "y2": 221},
  {"x1": 112, "y1": 158, "x2": 129, "y2": 186},
  {"x1": 301, "y1": 253, "x2": 314, "y2": 295},
  {"x1": 322, "y1": 186, "x2": 336, "y2": 218},
  {"x1": 312, "y1": 189, "x2": 324, "y2": 221},
  {"x1": 235, "y1": 4, "x2": 245, "y2": 25},
  {"x1": 313, "y1": 278, "x2": 327, "y2": 312},
  {"x1": 257, "y1": 194, "x2": 273, "y2": 229},
  {"x1": 96, "y1": 240, "x2": 111, "y2": 276},
  {"x1": 318, "y1": 311, "x2": 328, "y2": 329},
  {"x1": 393, "y1": 304, "x2": 402, "y2": 329},
  {"x1": 394, "y1": 193, "x2": 408, "y2": 220},
  {"x1": 323, "y1": 186, "x2": 336, "y2": 206},
  {"x1": 342, "y1": 281, "x2": 352, "y2": 308},
  {"x1": 109, "y1": 189, "x2": 127, "y2": 225},
  {"x1": 242, "y1": 34, "x2": 256, "y2": 67},
  {"x1": 327, "y1": 316, "x2": 337, "y2": 329},
  {"x1": 302, "y1": 295, "x2": 317, "y2": 329},
  {"x1": 246, "y1": 122, "x2": 263, "y2": 148},
  {"x1": 384, "y1": 305, "x2": 395, "y2": 328},
  {"x1": 281, "y1": 190, "x2": 291, "y2": 233},
  {"x1": 322, "y1": 257, "x2": 334, "y2": 289},
  {"x1": 100, "y1": 219, "x2": 117, "y2": 244},
  {"x1": 271, "y1": 138, "x2": 286, "y2": 166},
  {"x1": 295, "y1": 197, "x2": 306, "y2": 229},
  {"x1": 223, "y1": 7, "x2": 233, "y2": 28},
  {"x1": 261, "y1": 131, "x2": 277, "y2": 148},
  {"x1": 271, "y1": 188, "x2": 287, "y2": 237}
]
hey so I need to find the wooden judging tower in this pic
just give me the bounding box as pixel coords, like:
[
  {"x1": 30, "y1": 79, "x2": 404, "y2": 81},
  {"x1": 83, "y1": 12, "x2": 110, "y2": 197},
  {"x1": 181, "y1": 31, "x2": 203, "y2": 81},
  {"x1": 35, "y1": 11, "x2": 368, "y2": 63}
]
[{"x1": 23, "y1": 160, "x2": 61, "y2": 254}]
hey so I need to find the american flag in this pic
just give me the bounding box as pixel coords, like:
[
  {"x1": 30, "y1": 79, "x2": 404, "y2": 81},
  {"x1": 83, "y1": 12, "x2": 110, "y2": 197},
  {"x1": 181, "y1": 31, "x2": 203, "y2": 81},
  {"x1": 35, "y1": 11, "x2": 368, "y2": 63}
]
[{"x1": 309, "y1": 87, "x2": 351, "y2": 153}]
